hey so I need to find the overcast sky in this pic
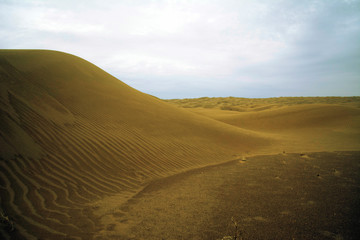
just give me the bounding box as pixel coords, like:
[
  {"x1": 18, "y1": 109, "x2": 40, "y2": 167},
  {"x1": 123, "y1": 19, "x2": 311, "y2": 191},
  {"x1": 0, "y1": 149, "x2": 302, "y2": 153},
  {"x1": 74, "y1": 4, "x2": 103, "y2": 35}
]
[{"x1": 1, "y1": 0, "x2": 359, "y2": 98}]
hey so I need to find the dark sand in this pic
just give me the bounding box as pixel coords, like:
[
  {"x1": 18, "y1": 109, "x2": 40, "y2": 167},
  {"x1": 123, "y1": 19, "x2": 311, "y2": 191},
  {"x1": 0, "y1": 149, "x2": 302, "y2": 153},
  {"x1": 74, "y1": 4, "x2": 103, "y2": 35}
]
[{"x1": 97, "y1": 151, "x2": 360, "y2": 240}]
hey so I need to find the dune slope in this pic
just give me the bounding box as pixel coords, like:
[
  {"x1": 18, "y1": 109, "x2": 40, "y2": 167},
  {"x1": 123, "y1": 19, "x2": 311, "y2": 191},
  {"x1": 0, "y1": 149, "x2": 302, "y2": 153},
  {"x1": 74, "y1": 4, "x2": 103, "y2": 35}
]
[{"x1": 0, "y1": 50, "x2": 270, "y2": 239}]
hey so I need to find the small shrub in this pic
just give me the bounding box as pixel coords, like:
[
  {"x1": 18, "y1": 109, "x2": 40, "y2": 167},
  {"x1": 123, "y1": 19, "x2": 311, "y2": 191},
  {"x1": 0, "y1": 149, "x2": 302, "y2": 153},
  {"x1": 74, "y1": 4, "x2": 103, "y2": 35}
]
[
  {"x1": 219, "y1": 217, "x2": 243, "y2": 240},
  {"x1": 0, "y1": 209, "x2": 14, "y2": 232}
]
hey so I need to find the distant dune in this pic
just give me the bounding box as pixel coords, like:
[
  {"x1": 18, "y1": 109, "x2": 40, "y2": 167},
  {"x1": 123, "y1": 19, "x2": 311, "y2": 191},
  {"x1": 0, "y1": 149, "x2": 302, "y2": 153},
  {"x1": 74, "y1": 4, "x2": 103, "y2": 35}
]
[
  {"x1": 0, "y1": 50, "x2": 359, "y2": 239},
  {"x1": 167, "y1": 98, "x2": 360, "y2": 153},
  {"x1": 164, "y1": 96, "x2": 360, "y2": 110}
]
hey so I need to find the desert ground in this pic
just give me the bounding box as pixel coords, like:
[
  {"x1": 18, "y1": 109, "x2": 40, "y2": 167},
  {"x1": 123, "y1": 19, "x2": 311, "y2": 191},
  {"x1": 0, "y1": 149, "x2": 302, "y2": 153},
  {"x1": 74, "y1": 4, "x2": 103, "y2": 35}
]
[
  {"x1": 0, "y1": 50, "x2": 359, "y2": 239},
  {"x1": 97, "y1": 152, "x2": 360, "y2": 240}
]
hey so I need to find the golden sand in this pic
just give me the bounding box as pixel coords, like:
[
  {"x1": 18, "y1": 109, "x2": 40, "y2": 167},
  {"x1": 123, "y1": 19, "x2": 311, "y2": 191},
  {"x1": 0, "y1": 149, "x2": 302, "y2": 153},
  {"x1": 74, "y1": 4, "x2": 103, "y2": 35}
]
[{"x1": 0, "y1": 50, "x2": 359, "y2": 239}]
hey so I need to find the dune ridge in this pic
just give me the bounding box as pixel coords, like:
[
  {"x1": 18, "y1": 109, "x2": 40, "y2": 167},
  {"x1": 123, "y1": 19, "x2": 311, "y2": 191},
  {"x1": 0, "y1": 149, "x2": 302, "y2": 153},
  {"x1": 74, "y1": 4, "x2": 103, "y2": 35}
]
[{"x1": 0, "y1": 50, "x2": 271, "y2": 239}]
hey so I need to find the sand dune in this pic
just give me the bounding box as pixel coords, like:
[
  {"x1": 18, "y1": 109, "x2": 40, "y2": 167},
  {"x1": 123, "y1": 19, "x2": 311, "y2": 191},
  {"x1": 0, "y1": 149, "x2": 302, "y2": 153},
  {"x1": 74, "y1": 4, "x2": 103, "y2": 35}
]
[
  {"x1": 166, "y1": 97, "x2": 360, "y2": 141},
  {"x1": 0, "y1": 50, "x2": 270, "y2": 239},
  {"x1": 0, "y1": 50, "x2": 359, "y2": 239},
  {"x1": 165, "y1": 96, "x2": 360, "y2": 110},
  {"x1": 188, "y1": 104, "x2": 360, "y2": 131},
  {"x1": 183, "y1": 103, "x2": 360, "y2": 153}
]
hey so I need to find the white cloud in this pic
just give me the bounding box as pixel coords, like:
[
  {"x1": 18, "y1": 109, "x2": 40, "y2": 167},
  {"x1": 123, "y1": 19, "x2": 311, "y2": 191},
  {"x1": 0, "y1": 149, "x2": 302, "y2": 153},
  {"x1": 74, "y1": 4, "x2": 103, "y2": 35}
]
[{"x1": 1, "y1": 0, "x2": 359, "y2": 98}]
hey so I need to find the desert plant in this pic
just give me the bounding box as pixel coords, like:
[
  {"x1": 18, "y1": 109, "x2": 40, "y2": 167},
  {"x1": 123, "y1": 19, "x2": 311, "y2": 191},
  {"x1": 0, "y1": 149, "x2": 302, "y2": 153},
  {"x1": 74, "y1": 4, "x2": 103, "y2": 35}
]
[
  {"x1": 0, "y1": 209, "x2": 14, "y2": 231},
  {"x1": 230, "y1": 217, "x2": 243, "y2": 240},
  {"x1": 219, "y1": 217, "x2": 243, "y2": 240}
]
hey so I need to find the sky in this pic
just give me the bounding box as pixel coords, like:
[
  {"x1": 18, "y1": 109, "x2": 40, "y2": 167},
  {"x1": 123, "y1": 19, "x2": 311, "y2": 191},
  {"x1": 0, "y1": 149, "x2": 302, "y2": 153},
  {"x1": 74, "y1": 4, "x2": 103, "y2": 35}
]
[{"x1": 1, "y1": 0, "x2": 359, "y2": 99}]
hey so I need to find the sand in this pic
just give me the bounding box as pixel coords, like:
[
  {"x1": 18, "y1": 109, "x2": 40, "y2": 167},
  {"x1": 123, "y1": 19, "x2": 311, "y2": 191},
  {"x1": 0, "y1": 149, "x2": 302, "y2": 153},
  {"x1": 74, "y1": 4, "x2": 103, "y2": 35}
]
[
  {"x1": 97, "y1": 151, "x2": 360, "y2": 240},
  {"x1": 0, "y1": 50, "x2": 359, "y2": 239}
]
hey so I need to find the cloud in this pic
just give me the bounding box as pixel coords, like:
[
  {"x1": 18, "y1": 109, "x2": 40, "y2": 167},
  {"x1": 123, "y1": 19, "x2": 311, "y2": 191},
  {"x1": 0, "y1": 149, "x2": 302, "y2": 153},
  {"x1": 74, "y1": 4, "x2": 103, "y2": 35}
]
[{"x1": 1, "y1": 0, "x2": 359, "y2": 98}]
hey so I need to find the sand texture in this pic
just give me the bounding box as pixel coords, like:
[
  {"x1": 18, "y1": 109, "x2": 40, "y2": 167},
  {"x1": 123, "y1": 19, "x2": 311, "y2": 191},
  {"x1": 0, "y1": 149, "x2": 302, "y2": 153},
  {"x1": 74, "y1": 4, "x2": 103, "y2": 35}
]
[
  {"x1": 103, "y1": 151, "x2": 360, "y2": 240},
  {"x1": 0, "y1": 50, "x2": 359, "y2": 239}
]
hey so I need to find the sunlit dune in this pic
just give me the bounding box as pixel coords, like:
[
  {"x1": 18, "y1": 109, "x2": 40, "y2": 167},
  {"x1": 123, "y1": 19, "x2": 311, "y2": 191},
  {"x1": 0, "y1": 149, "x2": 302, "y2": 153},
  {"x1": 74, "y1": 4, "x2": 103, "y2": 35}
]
[
  {"x1": 0, "y1": 50, "x2": 359, "y2": 239},
  {"x1": 184, "y1": 103, "x2": 360, "y2": 131},
  {"x1": 170, "y1": 99, "x2": 360, "y2": 153},
  {"x1": 0, "y1": 50, "x2": 270, "y2": 239}
]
